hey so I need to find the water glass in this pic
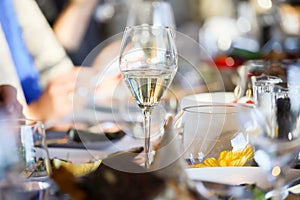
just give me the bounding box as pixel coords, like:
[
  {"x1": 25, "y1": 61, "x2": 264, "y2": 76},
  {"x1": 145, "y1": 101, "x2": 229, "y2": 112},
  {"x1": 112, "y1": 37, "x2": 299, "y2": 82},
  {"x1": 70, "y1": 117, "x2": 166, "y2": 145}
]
[
  {"x1": 0, "y1": 119, "x2": 51, "y2": 182},
  {"x1": 243, "y1": 60, "x2": 300, "y2": 199},
  {"x1": 0, "y1": 119, "x2": 51, "y2": 199},
  {"x1": 251, "y1": 75, "x2": 283, "y2": 126}
]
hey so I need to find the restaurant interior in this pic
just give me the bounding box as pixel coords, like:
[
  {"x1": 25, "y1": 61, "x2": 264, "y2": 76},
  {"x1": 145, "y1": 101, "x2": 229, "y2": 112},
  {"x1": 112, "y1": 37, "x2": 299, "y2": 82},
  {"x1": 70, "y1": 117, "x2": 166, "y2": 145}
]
[{"x1": 1, "y1": 0, "x2": 300, "y2": 199}]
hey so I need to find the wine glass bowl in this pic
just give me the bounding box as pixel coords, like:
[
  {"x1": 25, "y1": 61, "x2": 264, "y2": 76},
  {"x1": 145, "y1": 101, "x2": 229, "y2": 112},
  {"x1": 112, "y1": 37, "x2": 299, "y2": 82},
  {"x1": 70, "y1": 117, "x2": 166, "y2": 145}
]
[
  {"x1": 119, "y1": 25, "x2": 178, "y2": 168},
  {"x1": 119, "y1": 25, "x2": 177, "y2": 111}
]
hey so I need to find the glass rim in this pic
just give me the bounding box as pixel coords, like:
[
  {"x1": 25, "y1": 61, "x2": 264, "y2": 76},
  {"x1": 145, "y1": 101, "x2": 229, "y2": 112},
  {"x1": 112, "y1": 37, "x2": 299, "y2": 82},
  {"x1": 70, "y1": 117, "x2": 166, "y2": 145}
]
[
  {"x1": 252, "y1": 75, "x2": 283, "y2": 85},
  {"x1": 133, "y1": 0, "x2": 172, "y2": 6},
  {"x1": 182, "y1": 103, "x2": 252, "y2": 114},
  {"x1": 124, "y1": 24, "x2": 174, "y2": 31}
]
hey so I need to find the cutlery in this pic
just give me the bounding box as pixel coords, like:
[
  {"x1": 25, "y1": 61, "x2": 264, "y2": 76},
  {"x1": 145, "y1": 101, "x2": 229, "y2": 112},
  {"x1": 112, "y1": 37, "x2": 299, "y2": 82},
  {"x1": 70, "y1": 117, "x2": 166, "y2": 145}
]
[
  {"x1": 287, "y1": 178, "x2": 300, "y2": 196},
  {"x1": 45, "y1": 125, "x2": 126, "y2": 146}
]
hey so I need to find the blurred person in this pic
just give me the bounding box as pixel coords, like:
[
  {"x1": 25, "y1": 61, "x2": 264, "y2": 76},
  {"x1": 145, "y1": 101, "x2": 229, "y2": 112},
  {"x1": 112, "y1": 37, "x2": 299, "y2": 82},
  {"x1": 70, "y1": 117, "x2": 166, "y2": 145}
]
[
  {"x1": 0, "y1": 0, "x2": 95, "y2": 123},
  {"x1": 36, "y1": 0, "x2": 109, "y2": 65},
  {"x1": 49, "y1": 0, "x2": 98, "y2": 51},
  {"x1": 0, "y1": 26, "x2": 26, "y2": 119}
]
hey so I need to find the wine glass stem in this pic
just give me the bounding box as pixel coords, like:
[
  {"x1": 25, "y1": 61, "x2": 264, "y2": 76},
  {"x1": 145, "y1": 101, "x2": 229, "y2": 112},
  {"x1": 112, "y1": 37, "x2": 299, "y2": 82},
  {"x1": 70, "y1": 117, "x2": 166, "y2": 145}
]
[
  {"x1": 143, "y1": 110, "x2": 152, "y2": 169},
  {"x1": 273, "y1": 174, "x2": 285, "y2": 200}
]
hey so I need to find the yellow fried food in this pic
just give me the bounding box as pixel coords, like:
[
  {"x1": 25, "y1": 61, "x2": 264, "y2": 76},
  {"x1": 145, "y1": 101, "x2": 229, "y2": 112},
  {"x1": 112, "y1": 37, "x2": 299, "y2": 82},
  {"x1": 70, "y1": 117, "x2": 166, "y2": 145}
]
[
  {"x1": 52, "y1": 158, "x2": 102, "y2": 176},
  {"x1": 192, "y1": 145, "x2": 254, "y2": 168}
]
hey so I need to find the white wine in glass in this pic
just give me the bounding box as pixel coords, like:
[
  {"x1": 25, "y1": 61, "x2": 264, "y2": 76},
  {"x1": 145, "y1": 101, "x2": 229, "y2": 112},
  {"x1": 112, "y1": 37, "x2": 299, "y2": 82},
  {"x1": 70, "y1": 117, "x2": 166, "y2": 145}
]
[
  {"x1": 122, "y1": 68, "x2": 175, "y2": 109},
  {"x1": 119, "y1": 25, "x2": 178, "y2": 168}
]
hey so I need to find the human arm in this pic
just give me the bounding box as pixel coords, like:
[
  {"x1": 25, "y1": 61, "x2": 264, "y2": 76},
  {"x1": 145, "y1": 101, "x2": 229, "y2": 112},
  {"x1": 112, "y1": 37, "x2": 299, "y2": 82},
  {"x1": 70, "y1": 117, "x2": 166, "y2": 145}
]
[{"x1": 53, "y1": 0, "x2": 98, "y2": 52}]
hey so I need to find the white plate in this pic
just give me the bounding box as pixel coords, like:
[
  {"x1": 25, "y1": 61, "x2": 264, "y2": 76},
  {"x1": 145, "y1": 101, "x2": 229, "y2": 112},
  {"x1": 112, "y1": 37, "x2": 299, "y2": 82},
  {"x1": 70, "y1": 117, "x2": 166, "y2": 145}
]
[
  {"x1": 185, "y1": 167, "x2": 271, "y2": 189},
  {"x1": 48, "y1": 148, "x2": 108, "y2": 163}
]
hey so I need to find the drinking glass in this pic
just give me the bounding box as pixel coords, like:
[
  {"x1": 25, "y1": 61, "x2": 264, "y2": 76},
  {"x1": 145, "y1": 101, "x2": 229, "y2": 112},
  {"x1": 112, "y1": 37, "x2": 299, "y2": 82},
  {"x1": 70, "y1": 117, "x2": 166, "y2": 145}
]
[
  {"x1": 239, "y1": 61, "x2": 300, "y2": 199},
  {"x1": 0, "y1": 119, "x2": 51, "y2": 182},
  {"x1": 235, "y1": 59, "x2": 267, "y2": 101},
  {"x1": 175, "y1": 104, "x2": 251, "y2": 166},
  {"x1": 0, "y1": 119, "x2": 51, "y2": 199},
  {"x1": 235, "y1": 59, "x2": 297, "y2": 102},
  {"x1": 119, "y1": 25, "x2": 178, "y2": 168}
]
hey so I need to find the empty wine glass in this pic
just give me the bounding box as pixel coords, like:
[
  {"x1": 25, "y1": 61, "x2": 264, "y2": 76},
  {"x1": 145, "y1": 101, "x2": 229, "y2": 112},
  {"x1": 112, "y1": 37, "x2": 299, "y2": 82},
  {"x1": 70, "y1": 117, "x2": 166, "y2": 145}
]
[
  {"x1": 238, "y1": 60, "x2": 300, "y2": 199},
  {"x1": 119, "y1": 25, "x2": 178, "y2": 168}
]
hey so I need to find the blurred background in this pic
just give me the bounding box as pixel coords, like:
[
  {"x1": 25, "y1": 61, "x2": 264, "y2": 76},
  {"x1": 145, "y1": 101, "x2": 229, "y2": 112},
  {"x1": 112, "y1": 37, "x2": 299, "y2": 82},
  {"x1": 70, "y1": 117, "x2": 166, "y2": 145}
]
[{"x1": 36, "y1": 0, "x2": 300, "y2": 92}]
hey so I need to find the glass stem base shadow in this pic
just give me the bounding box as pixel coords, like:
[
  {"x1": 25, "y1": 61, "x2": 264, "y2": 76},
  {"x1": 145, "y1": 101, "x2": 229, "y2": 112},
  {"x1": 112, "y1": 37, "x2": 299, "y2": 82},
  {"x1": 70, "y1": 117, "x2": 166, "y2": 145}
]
[{"x1": 144, "y1": 110, "x2": 152, "y2": 169}]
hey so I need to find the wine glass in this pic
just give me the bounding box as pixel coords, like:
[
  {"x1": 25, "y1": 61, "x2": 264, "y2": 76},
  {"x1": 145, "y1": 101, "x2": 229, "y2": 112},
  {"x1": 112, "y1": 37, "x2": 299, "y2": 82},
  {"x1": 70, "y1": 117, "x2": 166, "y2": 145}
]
[
  {"x1": 119, "y1": 25, "x2": 178, "y2": 168},
  {"x1": 238, "y1": 60, "x2": 300, "y2": 199}
]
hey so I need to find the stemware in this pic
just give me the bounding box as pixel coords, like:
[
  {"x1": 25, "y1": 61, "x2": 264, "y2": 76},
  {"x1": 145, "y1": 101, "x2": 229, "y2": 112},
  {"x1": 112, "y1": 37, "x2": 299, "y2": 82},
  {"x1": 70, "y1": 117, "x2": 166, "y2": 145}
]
[
  {"x1": 119, "y1": 25, "x2": 178, "y2": 168},
  {"x1": 238, "y1": 60, "x2": 300, "y2": 199}
]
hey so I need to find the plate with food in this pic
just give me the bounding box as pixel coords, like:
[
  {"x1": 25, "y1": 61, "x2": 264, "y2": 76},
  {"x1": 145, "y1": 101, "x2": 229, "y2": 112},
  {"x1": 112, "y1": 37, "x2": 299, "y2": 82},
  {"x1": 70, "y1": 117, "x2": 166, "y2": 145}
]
[{"x1": 186, "y1": 166, "x2": 300, "y2": 192}]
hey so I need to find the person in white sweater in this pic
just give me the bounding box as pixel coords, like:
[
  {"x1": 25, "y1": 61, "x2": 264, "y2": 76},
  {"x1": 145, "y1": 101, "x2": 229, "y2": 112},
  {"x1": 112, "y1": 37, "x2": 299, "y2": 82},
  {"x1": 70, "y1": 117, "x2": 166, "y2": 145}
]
[{"x1": 0, "y1": 0, "x2": 95, "y2": 123}]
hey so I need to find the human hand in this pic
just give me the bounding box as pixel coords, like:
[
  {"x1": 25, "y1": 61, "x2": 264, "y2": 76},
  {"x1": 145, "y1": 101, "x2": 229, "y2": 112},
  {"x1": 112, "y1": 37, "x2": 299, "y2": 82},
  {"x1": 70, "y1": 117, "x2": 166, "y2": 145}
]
[
  {"x1": 28, "y1": 68, "x2": 80, "y2": 122},
  {"x1": 28, "y1": 67, "x2": 97, "y2": 122},
  {"x1": 0, "y1": 85, "x2": 23, "y2": 118}
]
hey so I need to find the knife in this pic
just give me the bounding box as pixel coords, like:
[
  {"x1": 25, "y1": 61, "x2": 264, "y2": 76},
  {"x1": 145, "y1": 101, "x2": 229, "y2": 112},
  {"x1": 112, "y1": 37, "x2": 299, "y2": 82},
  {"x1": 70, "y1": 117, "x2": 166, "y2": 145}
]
[{"x1": 45, "y1": 127, "x2": 126, "y2": 147}]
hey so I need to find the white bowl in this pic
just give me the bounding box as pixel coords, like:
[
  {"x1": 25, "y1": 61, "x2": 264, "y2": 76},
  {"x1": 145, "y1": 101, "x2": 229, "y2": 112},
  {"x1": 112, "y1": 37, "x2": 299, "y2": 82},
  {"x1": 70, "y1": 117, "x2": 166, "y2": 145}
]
[{"x1": 180, "y1": 92, "x2": 235, "y2": 109}]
